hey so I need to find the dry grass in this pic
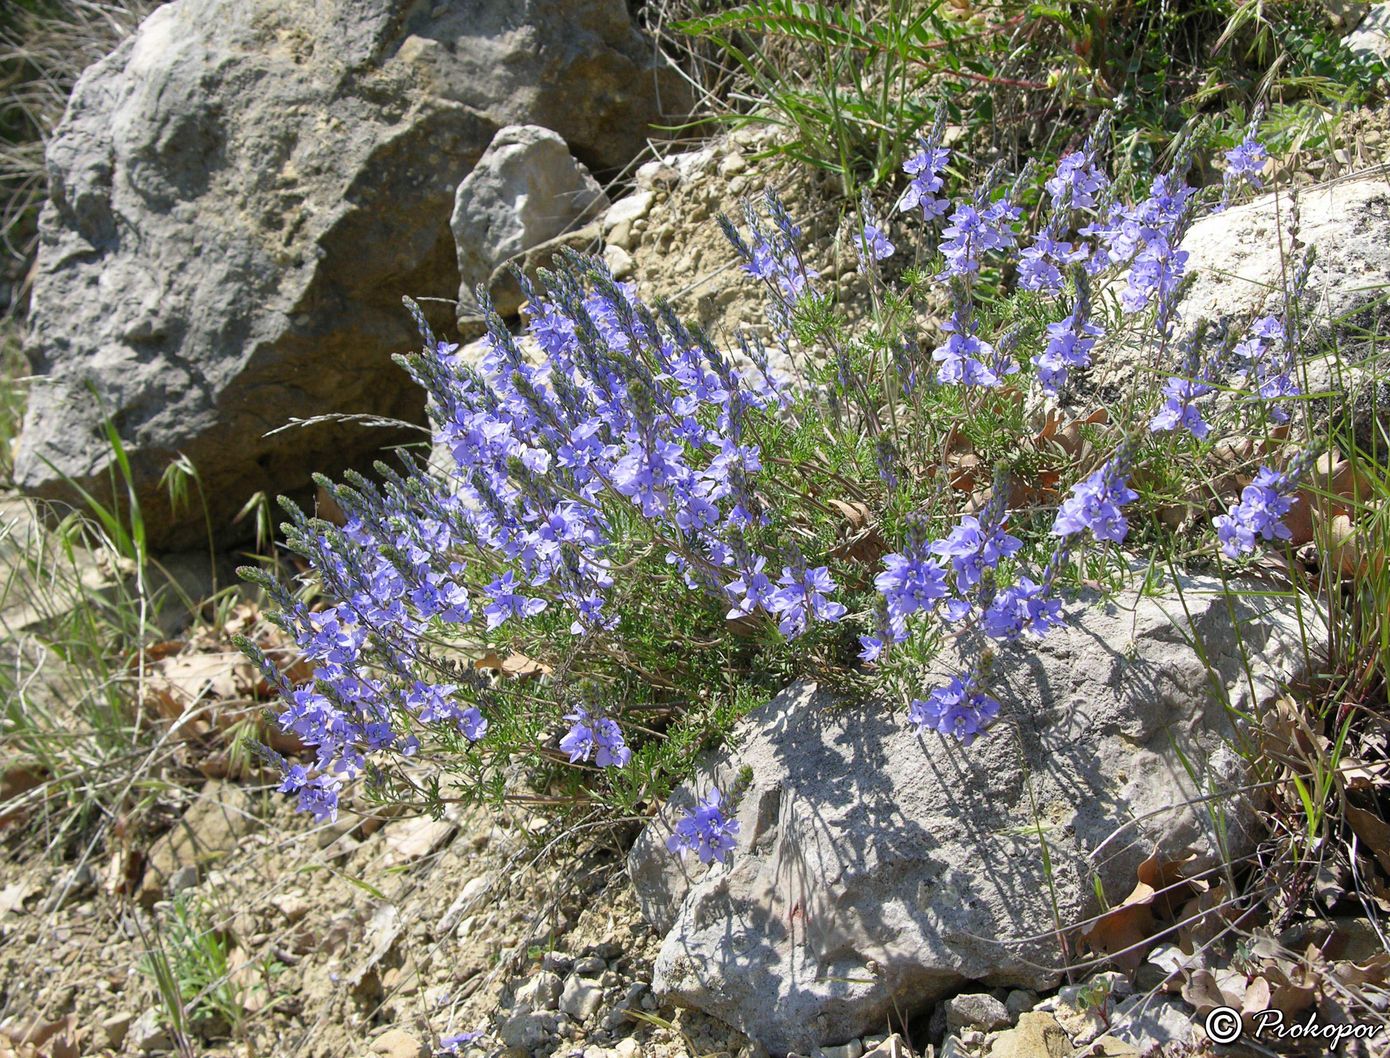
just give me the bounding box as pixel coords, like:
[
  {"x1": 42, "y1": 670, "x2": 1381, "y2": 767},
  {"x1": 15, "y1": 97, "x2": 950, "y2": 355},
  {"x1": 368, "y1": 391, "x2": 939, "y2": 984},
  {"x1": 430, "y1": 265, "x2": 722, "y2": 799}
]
[{"x1": 0, "y1": 0, "x2": 158, "y2": 303}]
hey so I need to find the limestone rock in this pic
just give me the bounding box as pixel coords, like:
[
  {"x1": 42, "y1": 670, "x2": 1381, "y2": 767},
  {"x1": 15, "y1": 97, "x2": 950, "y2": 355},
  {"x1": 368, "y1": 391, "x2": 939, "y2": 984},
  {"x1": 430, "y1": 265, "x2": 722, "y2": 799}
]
[
  {"x1": 1179, "y1": 174, "x2": 1390, "y2": 342},
  {"x1": 946, "y1": 994, "x2": 1011, "y2": 1035},
  {"x1": 1095, "y1": 173, "x2": 1390, "y2": 402},
  {"x1": 17, "y1": 0, "x2": 682, "y2": 548},
  {"x1": 985, "y1": 1013, "x2": 1071, "y2": 1058},
  {"x1": 1348, "y1": 3, "x2": 1390, "y2": 58},
  {"x1": 452, "y1": 126, "x2": 608, "y2": 320},
  {"x1": 559, "y1": 976, "x2": 603, "y2": 1021},
  {"x1": 630, "y1": 577, "x2": 1318, "y2": 1054}
]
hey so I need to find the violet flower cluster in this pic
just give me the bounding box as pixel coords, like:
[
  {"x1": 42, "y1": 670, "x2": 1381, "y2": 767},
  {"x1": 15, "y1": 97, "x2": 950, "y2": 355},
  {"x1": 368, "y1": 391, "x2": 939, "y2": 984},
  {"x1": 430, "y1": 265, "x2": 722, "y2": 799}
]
[
  {"x1": 242, "y1": 113, "x2": 1294, "y2": 841},
  {"x1": 667, "y1": 789, "x2": 740, "y2": 864}
]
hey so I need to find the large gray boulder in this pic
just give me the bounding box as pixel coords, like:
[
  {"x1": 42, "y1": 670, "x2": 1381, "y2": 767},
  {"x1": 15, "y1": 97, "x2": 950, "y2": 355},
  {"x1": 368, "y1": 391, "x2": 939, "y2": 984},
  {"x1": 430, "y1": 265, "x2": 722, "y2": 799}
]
[
  {"x1": 629, "y1": 577, "x2": 1320, "y2": 1055},
  {"x1": 17, "y1": 0, "x2": 681, "y2": 547},
  {"x1": 1178, "y1": 172, "x2": 1390, "y2": 337},
  {"x1": 452, "y1": 125, "x2": 608, "y2": 320},
  {"x1": 1094, "y1": 172, "x2": 1390, "y2": 389}
]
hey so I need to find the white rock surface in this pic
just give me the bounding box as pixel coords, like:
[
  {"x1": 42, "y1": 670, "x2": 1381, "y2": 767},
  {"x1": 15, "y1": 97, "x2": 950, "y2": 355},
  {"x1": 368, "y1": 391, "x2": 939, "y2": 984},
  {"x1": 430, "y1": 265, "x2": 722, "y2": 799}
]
[
  {"x1": 630, "y1": 577, "x2": 1319, "y2": 1055},
  {"x1": 453, "y1": 125, "x2": 608, "y2": 318},
  {"x1": 1348, "y1": 3, "x2": 1390, "y2": 59}
]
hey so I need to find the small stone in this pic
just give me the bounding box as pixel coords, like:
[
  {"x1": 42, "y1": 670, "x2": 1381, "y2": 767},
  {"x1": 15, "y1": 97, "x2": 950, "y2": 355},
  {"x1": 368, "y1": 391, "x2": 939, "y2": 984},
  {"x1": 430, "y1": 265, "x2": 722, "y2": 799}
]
[
  {"x1": 614, "y1": 1038, "x2": 642, "y2": 1058},
  {"x1": 607, "y1": 220, "x2": 635, "y2": 251},
  {"x1": 602, "y1": 192, "x2": 655, "y2": 233},
  {"x1": 271, "y1": 892, "x2": 312, "y2": 923},
  {"x1": 515, "y1": 971, "x2": 563, "y2": 1012},
  {"x1": 1108, "y1": 995, "x2": 1193, "y2": 1054},
  {"x1": 937, "y1": 1037, "x2": 967, "y2": 1058},
  {"x1": 499, "y1": 1009, "x2": 554, "y2": 1054},
  {"x1": 987, "y1": 1012, "x2": 1070, "y2": 1058},
  {"x1": 560, "y1": 977, "x2": 603, "y2": 1021},
  {"x1": 635, "y1": 160, "x2": 680, "y2": 190},
  {"x1": 946, "y1": 992, "x2": 1011, "y2": 1034},
  {"x1": 1005, "y1": 989, "x2": 1037, "y2": 1017},
  {"x1": 604, "y1": 982, "x2": 647, "y2": 1029},
  {"x1": 102, "y1": 1012, "x2": 134, "y2": 1049},
  {"x1": 132, "y1": 1009, "x2": 171, "y2": 1052},
  {"x1": 542, "y1": 951, "x2": 575, "y2": 974},
  {"x1": 603, "y1": 245, "x2": 635, "y2": 280},
  {"x1": 1081, "y1": 1036, "x2": 1141, "y2": 1057},
  {"x1": 371, "y1": 1028, "x2": 427, "y2": 1058},
  {"x1": 168, "y1": 865, "x2": 199, "y2": 894},
  {"x1": 718, "y1": 152, "x2": 747, "y2": 176},
  {"x1": 43, "y1": 863, "x2": 96, "y2": 911},
  {"x1": 573, "y1": 955, "x2": 607, "y2": 976},
  {"x1": 818, "y1": 1040, "x2": 863, "y2": 1058},
  {"x1": 861, "y1": 1035, "x2": 906, "y2": 1058}
]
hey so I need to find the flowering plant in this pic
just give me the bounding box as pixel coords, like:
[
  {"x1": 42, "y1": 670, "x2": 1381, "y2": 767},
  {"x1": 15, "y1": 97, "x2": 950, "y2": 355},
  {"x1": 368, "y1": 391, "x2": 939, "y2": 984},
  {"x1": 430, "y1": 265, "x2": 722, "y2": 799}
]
[{"x1": 241, "y1": 112, "x2": 1312, "y2": 843}]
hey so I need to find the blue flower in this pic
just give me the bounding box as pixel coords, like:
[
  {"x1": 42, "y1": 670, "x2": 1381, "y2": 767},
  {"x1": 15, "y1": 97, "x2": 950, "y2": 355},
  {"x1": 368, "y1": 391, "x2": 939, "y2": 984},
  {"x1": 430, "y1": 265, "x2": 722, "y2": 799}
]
[
  {"x1": 483, "y1": 572, "x2": 548, "y2": 630},
  {"x1": 981, "y1": 577, "x2": 1062, "y2": 641},
  {"x1": 1149, "y1": 377, "x2": 1211, "y2": 440},
  {"x1": 439, "y1": 1030, "x2": 484, "y2": 1055},
  {"x1": 1031, "y1": 311, "x2": 1102, "y2": 397},
  {"x1": 666, "y1": 788, "x2": 740, "y2": 864},
  {"x1": 768, "y1": 565, "x2": 847, "y2": 639},
  {"x1": 559, "y1": 705, "x2": 632, "y2": 768},
  {"x1": 874, "y1": 550, "x2": 949, "y2": 623},
  {"x1": 297, "y1": 779, "x2": 340, "y2": 824},
  {"x1": 856, "y1": 219, "x2": 896, "y2": 267},
  {"x1": 1051, "y1": 450, "x2": 1140, "y2": 544},
  {"x1": 1214, "y1": 466, "x2": 1299, "y2": 558},
  {"x1": 908, "y1": 676, "x2": 1001, "y2": 745},
  {"x1": 929, "y1": 514, "x2": 1022, "y2": 591},
  {"x1": 1045, "y1": 149, "x2": 1108, "y2": 210},
  {"x1": 900, "y1": 141, "x2": 951, "y2": 220}
]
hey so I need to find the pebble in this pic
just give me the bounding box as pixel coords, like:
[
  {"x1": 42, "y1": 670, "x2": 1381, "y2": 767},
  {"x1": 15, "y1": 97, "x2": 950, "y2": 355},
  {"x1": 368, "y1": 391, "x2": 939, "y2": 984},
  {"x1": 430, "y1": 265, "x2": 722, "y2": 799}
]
[
  {"x1": 718, "y1": 152, "x2": 748, "y2": 176},
  {"x1": 371, "y1": 1028, "x2": 427, "y2": 1058},
  {"x1": 271, "y1": 891, "x2": 312, "y2": 923},
  {"x1": 515, "y1": 971, "x2": 562, "y2": 1012},
  {"x1": 573, "y1": 955, "x2": 606, "y2": 976},
  {"x1": 607, "y1": 220, "x2": 635, "y2": 251},
  {"x1": 603, "y1": 191, "x2": 654, "y2": 232},
  {"x1": 987, "y1": 1012, "x2": 1070, "y2": 1058},
  {"x1": 946, "y1": 992, "x2": 1012, "y2": 1034},
  {"x1": 1005, "y1": 989, "x2": 1038, "y2": 1017},
  {"x1": 101, "y1": 1011, "x2": 133, "y2": 1049},
  {"x1": 542, "y1": 950, "x2": 575, "y2": 974},
  {"x1": 603, "y1": 245, "x2": 635, "y2": 280},
  {"x1": 131, "y1": 1009, "x2": 171, "y2": 1053},
  {"x1": 560, "y1": 977, "x2": 603, "y2": 1021},
  {"x1": 614, "y1": 1038, "x2": 642, "y2": 1058},
  {"x1": 818, "y1": 1040, "x2": 863, "y2": 1058}
]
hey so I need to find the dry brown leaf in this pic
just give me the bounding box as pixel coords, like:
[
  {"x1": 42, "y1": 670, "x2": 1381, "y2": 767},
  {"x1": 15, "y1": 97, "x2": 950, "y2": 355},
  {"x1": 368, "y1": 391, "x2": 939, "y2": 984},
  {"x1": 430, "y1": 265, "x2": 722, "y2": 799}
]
[
  {"x1": 1339, "y1": 757, "x2": 1390, "y2": 793},
  {"x1": 1346, "y1": 804, "x2": 1390, "y2": 876},
  {"x1": 1136, "y1": 850, "x2": 1205, "y2": 919},
  {"x1": 828, "y1": 499, "x2": 872, "y2": 529},
  {"x1": 475, "y1": 652, "x2": 550, "y2": 679},
  {"x1": 1176, "y1": 882, "x2": 1238, "y2": 950},
  {"x1": 1180, "y1": 968, "x2": 1230, "y2": 1015}
]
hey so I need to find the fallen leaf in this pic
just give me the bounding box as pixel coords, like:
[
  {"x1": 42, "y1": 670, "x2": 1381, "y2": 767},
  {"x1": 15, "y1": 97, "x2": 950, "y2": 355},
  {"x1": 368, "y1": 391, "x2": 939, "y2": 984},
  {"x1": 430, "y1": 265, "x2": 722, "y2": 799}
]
[
  {"x1": 1346, "y1": 804, "x2": 1390, "y2": 876},
  {"x1": 475, "y1": 653, "x2": 550, "y2": 679}
]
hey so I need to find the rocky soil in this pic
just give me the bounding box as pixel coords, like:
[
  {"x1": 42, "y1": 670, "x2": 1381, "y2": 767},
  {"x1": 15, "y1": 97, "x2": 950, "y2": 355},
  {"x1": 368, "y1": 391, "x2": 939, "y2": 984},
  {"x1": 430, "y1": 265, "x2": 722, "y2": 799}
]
[{"x1": 7, "y1": 42, "x2": 1390, "y2": 1058}]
